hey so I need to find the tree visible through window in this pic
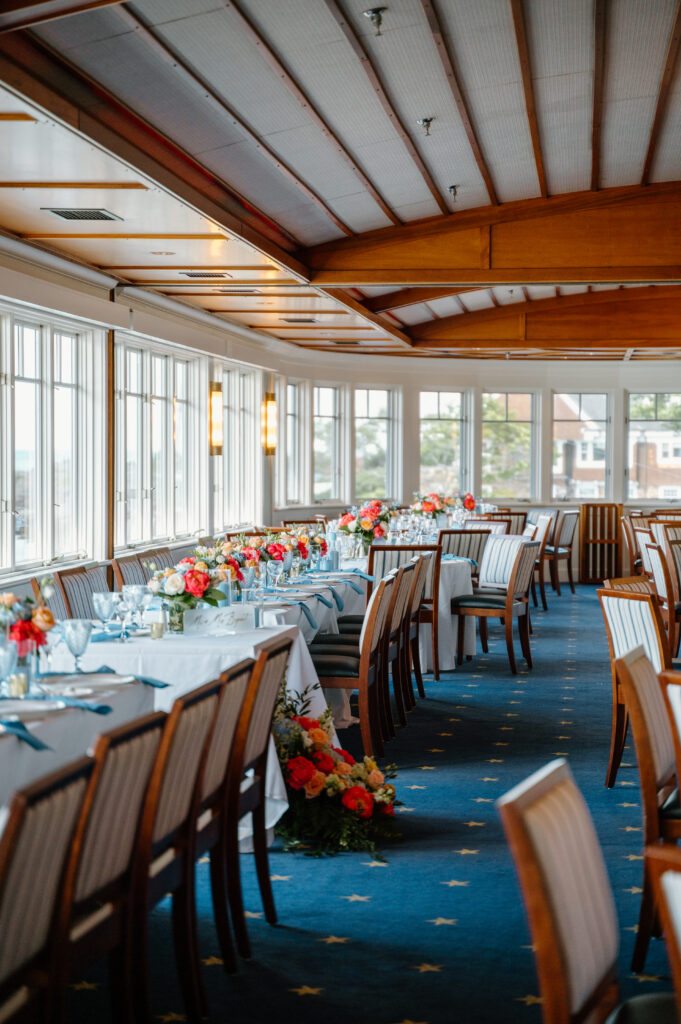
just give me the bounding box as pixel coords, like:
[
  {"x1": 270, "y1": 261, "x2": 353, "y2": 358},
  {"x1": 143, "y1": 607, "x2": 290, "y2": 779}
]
[
  {"x1": 313, "y1": 386, "x2": 339, "y2": 501},
  {"x1": 419, "y1": 391, "x2": 463, "y2": 494},
  {"x1": 355, "y1": 388, "x2": 390, "y2": 500},
  {"x1": 481, "y1": 392, "x2": 533, "y2": 500}
]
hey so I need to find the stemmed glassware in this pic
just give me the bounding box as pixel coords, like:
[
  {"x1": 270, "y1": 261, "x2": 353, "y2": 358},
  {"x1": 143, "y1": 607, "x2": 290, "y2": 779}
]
[
  {"x1": 110, "y1": 592, "x2": 131, "y2": 642},
  {"x1": 62, "y1": 619, "x2": 93, "y2": 673},
  {"x1": 122, "y1": 584, "x2": 149, "y2": 629},
  {"x1": 267, "y1": 561, "x2": 283, "y2": 589},
  {"x1": 92, "y1": 591, "x2": 115, "y2": 632},
  {"x1": 253, "y1": 584, "x2": 265, "y2": 627},
  {"x1": 0, "y1": 639, "x2": 18, "y2": 696}
]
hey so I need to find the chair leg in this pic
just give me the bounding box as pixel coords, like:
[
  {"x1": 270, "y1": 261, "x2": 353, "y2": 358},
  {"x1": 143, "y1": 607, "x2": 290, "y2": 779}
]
[
  {"x1": 360, "y1": 680, "x2": 380, "y2": 757},
  {"x1": 109, "y1": 935, "x2": 135, "y2": 1024},
  {"x1": 551, "y1": 556, "x2": 562, "y2": 596},
  {"x1": 391, "y1": 657, "x2": 408, "y2": 728},
  {"x1": 378, "y1": 662, "x2": 395, "y2": 740},
  {"x1": 225, "y1": 818, "x2": 251, "y2": 961},
  {"x1": 518, "y1": 612, "x2": 532, "y2": 668},
  {"x1": 457, "y1": 613, "x2": 466, "y2": 667},
  {"x1": 172, "y1": 860, "x2": 207, "y2": 1023},
  {"x1": 530, "y1": 575, "x2": 537, "y2": 608},
  {"x1": 401, "y1": 634, "x2": 416, "y2": 709},
  {"x1": 538, "y1": 560, "x2": 548, "y2": 611},
  {"x1": 130, "y1": 897, "x2": 152, "y2": 1024},
  {"x1": 252, "y1": 797, "x2": 277, "y2": 926},
  {"x1": 504, "y1": 616, "x2": 517, "y2": 674},
  {"x1": 631, "y1": 871, "x2": 656, "y2": 973},
  {"x1": 566, "y1": 554, "x2": 576, "y2": 594},
  {"x1": 209, "y1": 845, "x2": 237, "y2": 974},
  {"x1": 606, "y1": 697, "x2": 629, "y2": 789},
  {"x1": 479, "y1": 616, "x2": 488, "y2": 653},
  {"x1": 411, "y1": 635, "x2": 426, "y2": 699},
  {"x1": 432, "y1": 614, "x2": 440, "y2": 681}
]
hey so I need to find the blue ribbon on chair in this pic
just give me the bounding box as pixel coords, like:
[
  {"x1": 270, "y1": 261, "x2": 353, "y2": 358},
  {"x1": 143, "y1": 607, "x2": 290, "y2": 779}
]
[{"x1": 0, "y1": 719, "x2": 52, "y2": 750}]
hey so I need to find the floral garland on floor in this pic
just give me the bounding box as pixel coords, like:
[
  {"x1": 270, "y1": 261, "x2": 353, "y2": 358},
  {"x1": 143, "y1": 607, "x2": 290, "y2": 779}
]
[{"x1": 273, "y1": 685, "x2": 399, "y2": 856}]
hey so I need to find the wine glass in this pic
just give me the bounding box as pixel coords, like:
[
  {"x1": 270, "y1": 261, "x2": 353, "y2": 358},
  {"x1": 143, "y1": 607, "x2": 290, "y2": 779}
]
[
  {"x1": 122, "y1": 584, "x2": 145, "y2": 628},
  {"x1": 0, "y1": 640, "x2": 18, "y2": 697},
  {"x1": 62, "y1": 619, "x2": 93, "y2": 673},
  {"x1": 253, "y1": 584, "x2": 265, "y2": 627},
  {"x1": 267, "y1": 561, "x2": 283, "y2": 589},
  {"x1": 92, "y1": 591, "x2": 114, "y2": 632},
  {"x1": 110, "y1": 592, "x2": 130, "y2": 642}
]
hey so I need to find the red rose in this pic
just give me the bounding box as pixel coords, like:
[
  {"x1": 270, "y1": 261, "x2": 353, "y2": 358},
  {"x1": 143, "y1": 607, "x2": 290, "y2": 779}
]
[
  {"x1": 293, "y1": 716, "x2": 320, "y2": 731},
  {"x1": 339, "y1": 513, "x2": 354, "y2": 527},
  {"x1": 332, "y1": 746, "x2": 355, "y2": 765},
  {"x1": 267, "y1": 543, "x2": 286, "y2": 561},
  {"x1": 463, "y1": 493, "x2": 476, "y2": 511},
  {"x1": 9, "y1": 618, "x2": 47, "y2": 655},
  {"x1": 227, "y1": 558, "x2": 244, "y2": 583},
  {"x1": 373, "y1": 524, "x2": 385, "y2": 538},
  {"x1": 379, "y1": 802, "x2": 395, "y2": 816},
  {"x1": 297, "y1": 541, "x2": 309, "y2": 559},
  {"x1": 240, "y1": 546, "x2": 260, "y2": 562},
  {"x1": 184, "y1": 569, "x2": 211, "y2": 597},
  {"x1": 312, "y1": 751, "x2": 335, "y2": 774},
  {"x1": 286, "y1": 756, "x2": 317, "y2": 790},
  {"x1": 422, "y1": 501, "x2": 435, "y2": 513},
  {"x1": 341, "y1": 785, "x2": 374, "y2": 819},
  {"x1": 178, "y1": 556, "x2": 196, "y2": 566},
  {"x1": 319, "y1": 539, "x2": 328, "y2": 554}
]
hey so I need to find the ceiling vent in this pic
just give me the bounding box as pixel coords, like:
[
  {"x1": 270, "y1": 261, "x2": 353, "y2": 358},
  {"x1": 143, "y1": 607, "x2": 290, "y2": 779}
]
[
  {"x1": 42, "y1": 207, "x2": 122, "y2": 221},
  {"x1": 180, "y1": 271, "x2": 229, "y2": 279},
  {"x1": 281, "y1": 316, "x2": 317, "y2": 323},
  {"x1": 332, "y1": 339, "x2": 360, "y2": 345}
]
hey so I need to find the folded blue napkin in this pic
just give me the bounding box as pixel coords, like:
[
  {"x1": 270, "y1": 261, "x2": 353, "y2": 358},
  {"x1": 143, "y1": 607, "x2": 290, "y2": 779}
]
[
  {"x1": 0, "y1": 719, "x2": 52, "y2": 750},
  {"x1": 94, "y1": 665, "x2": 168, "y2": 689},
  {"x1": 341, "y1": 568, "x2": 374, "y2": 582},
  {"x1": 266, "y1": 587, "x2": 334, "y2": 610},
  {"x1": 261, "y1": 594, "x2": 319, "y2": 632},
  {"x1": 308, "y1": 575, "x2": 363, "y2": 595},
  {"x1": 314, "y1": 585, "x2": 344, "y2": 611},
  {"x1": 30, "y1": 693, "x2": 112, "y2": 714}
]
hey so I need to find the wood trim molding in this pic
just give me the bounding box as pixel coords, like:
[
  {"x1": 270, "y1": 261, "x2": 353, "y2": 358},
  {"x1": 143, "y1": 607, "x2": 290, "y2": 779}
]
[
  {"x1": 510, "y1": 0, "x2": 547, "y2": 198},
  {"x1": 641, "y1": 0, "x2": 681, "y2": 185}
]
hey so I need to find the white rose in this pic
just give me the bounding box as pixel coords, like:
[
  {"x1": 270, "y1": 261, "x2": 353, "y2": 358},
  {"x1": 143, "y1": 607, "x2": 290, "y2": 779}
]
[
  {"x1": 216, "y1": 554, "x2": 225, "y2": 564},
  {"x1": 148, "y1": 577, "x2": 161, "y2": 594},
  {"x1": 164, "y1": 573, "x2": 186, "y2": 596}
]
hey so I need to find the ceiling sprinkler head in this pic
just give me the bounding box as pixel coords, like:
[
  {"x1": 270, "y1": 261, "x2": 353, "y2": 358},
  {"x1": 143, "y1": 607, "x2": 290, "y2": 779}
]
[
  {"x1": 417, "y1": 117, "x2": 434, "y2": 136},
  {"x1": 447, "y1": 184, "x2": 458, "y2": 199},
  {"x1": 363, "y1": 7, "x2": 387, "y2": 35}
]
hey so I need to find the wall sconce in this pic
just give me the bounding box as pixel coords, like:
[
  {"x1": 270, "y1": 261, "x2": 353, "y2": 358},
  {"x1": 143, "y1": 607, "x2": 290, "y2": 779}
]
[
  {"x1": 261, "y1": 391, "x2": 277, "y2": 456},
  {"x1": 209, "y1": 381, "x2": 223, "y2": 456}
]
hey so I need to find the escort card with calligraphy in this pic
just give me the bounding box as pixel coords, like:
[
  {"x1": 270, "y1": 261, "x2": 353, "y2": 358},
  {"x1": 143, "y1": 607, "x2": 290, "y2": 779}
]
[{"x1": 183, "y1": 604, "x2": 256, "y2": 636}]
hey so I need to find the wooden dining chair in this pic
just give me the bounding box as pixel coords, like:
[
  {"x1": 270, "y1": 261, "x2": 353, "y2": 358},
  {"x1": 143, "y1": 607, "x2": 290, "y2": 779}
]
[
  {"x1": 646, "y1": 843, "x2": 681, "y2": 1021},
  {"x1": 645, "y1": 542, "x2": 681, "y2": 655},
  {"x1": 507, "y1": 512, "x2": 527, "y2": 535},
  {"x1": 603, "y1": 575, "x2": 655, "y2": 593},
  {"x1": 311, "y1": 575, "x2": 395, "y2": 757},
  {"x1": 544, "y1": 509, "x2": 579, "y2": 594},
  {"x1": 280, "y1": 519, "x2": 325, "y2": 530},
  {"x1": 50, "y1": 565, "x2": 110, "y2": 618},
  {"x1": 621, "y1": 514, "x2": 643, "y2": 575},
  {"x1": 497, "y1": 758, "x2": 677, "y2": 1024},
  {"x1": 51, "y1": 711, "x2": 167, "y2": 1023},
  {"x1": 29, "y1": 574, "x2": 69, "y2": 620},
  {"x1": 436, "y1": 528, "x2": 491, "y2": 584},
  {"x1": 0, "y1": 757, "x2": 94, "y2": 1024},
  {"x1": 614, "y1": 646, "x2": 681, "y2": 972},
  {"x1": 452, "y1": 539, "x2": 539, "y2": 674},
  {"x1": 598, "y1": 588, "x2": 671, "y2": 788},
  {"x1": 529, "y1": 513, "x2": 554, "y2": 611},
  {"x1": 147, "y1": 546, "x2": 175, "y2": 569},
  {"x1": 111, "y1": 554, "x2": 149, "y2": 589}
]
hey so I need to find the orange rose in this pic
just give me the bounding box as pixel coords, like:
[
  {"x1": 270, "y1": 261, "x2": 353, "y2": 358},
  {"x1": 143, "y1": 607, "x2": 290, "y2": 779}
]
[
  {"x1": 308, "y1": 727, "x2": 329, "y2": 748},
  {"x1": 367, "y1": 768, "x2": 384, "y2": 788},
  {"x1": 335, "y1": 761, "x2": 352, "y2": 777},
  {"x1": 304, "y1": 770, "x2": 326, "y2": 799},
  {"x1": 32, "y1": 605, "x2": 55, "y2": 632},
  {"x1": 360, "y1": 517, "x2": 373, "y2": 531},
  {"x1": 0, "y1": 593, "x2": 17, "y2": 608}
]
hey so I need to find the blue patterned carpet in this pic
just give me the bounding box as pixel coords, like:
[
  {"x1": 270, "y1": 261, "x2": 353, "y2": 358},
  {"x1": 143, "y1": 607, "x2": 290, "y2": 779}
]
[{"x1": 69, "y1": 585, "x2": 671, "y2": 1023}]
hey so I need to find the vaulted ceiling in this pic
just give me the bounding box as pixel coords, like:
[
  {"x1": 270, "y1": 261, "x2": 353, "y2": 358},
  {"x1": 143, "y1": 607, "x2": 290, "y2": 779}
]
[{"x1": 0, "y1": 0, "x2": 679, "y2": 359}]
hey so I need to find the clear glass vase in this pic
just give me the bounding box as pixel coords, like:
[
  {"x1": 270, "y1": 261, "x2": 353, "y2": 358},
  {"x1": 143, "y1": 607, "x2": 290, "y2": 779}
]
[{"x1": 167, "y1": 603, "x2": 184, "y2": 633}]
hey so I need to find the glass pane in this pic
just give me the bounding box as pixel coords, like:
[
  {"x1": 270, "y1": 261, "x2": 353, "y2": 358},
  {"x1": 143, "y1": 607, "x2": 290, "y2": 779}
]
[
  {"x1": 629, "y1": 393, "x2": 656, "y2": 419},
  {"x1": 174, "y1": 399, "x2": 189, "y2": 536},
  {"x1": 55, "y1": 333, "x2": 75, "y2": 384},
  {"x1": 628, "y1": 418, "x2": 681, "y2": 500},
  {"x1": 15, "y1": 324, "x2": 39, "y2": 379},
  {"x1": 581, "y1": 393, "x2": 607, "y2": 421},
  {"x1": 507, "y1": 392, "x2": 532, "y2": 420},
  {"x1": 481, "y1": 420, "x2": 532, "y2": 500},
  {"x1": 14, "y1": 380, "x2": 39, "y2": 563},
  {"x1": 317, "y1": 387, "x2": 336, "y2": 417},
  {"x1": 482, "y1": 392, "x2": 505, "y2": 420},
  {"x1": 439, "y1": 392, "x2": 460, "y2": 418},
  {"x1": 419, "y1": 392, "x2": 439, "y2": 419},
  {"x1": 127, "y1": 349, "x2": 142, "y2": 393},
  {"x1": 53, "y1": 384, "x2": 77, "y2": 555},
  {"x1": 174, "y1": 360, "x2": 187, "y2": 400},
  {"x1": 125, "y1": 394, "x2": 143, "y2": 543},
  {"x1": 368, "y1": 389, "x2": 388, "y2": 418},
  {"x1": 420, "y1": 417, "x2": 461, "y2": 493},
  {"x1": 553, "y1": 418, "x2": 607, "y2": 500},
  {"x1": 355, "y1": 417, "x2": 387, "y2": 500},
  {"x1": 355, "y1": 388, "x2": 368, "y2": 418},
  {"x1": 314, "y1": 416, "x2": 336, "y2": 500},
  {"x1": 553, "y1": 393, "x2": 580, "y2": 420},
  {"x1": 152, "y1": 355, "x2": 165, "y2": 397},
  {"x1": 151, "y1": 395, "x2": 167, "y2": 538},
  {"x1": 286, "y1": 384, "x2": 299, "y2": 504},
  {"x1": 658, "y1": 394, "x2": 681, "y2": 419}
]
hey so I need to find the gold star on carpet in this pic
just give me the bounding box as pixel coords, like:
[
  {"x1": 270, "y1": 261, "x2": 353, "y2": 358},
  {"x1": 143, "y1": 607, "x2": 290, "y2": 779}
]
[
  {"x1": 521, "y1": 944, "x2": 537, "y2": 951},
  {"x1": 494, "y1": 742, "x2": 509, "y2": 747},
  {"x1": 441, "y1": 879, "x2": 469, "y2": 887},
  {"x1": 428, "y1": 917, "x2": 457, "y2": 926},
  {"x1": 448, "y1": 717, "x2": 461, "y2": 722},
  {"x1": 420, "y1": 766, "x2": 436, "y2": 770},
  {"x1": 202, "y1": 956, "x2": 223, "y2": 966},
  {"x1": 198, "y1": 856, "x2": 210, "y2": 864},
  {"x1": 407, "y1": 785, "x2": 426, "y2": 790},
  {"x1": 508, "y1": 701, "x2": 521, "y2": 705},
  {"x1": 621, "y1": 826, "x2": 641, "y2": 832},
  {"x1": 516, "y1": 995, "x2": 543, "y2": 1006},
  {"x1": 438, "y1": 732, "x2": 453, "y2": 736},
  {"x1": 630, "y1": 974, "x2": 661, "y2": 983},
  {"x1": 270, "y1": 874, "x2": 291, "y2": 881},
  {"x1": 480, "y1": 777, "x2": 499, "y2": 782},
  {"x1": 623, "y1": 887, "x2": 643, "y2": 894},
  {"x1": 487, "y1": 758, "x2": 504, "y2": 763},
  {"x1": 472, "y1": 797, "x2": 492, "y2": 803},
  {"x1": 71, "y1": 981, "x2": 99, "y2": 991},
  {"x1": 413, "y1": 963, "x2": 442, "y2": 973},
  {"x1": 624, "y1": 854, "x2": 643, "y2": 861},
  {"x1": 621, "y1": 762, "x2": 634, "y2": 767},
  {"x1": 625, "y1": 925, "x2": 639, "y2": 933},
  {"x1": 342, "y1": 894, "x2": 371, "y2": 901},
  {"x1": 393, "y1": 1019, "x2": 428, "y2": 1024},
  {"x1": 511, "y1": 689, "x2": 525, "y2": 693},
  {"x1": 499, "y1": 726, "x2": 514, "y2": 731},
  {"x1": 506, "y1": 713, "x2": 519, "y2": 718},
  {"x1": 398, "y1": 806, "x2": 416, "y2": 813},
  {"x1": 463, "y1": 821, "x2": 485, "y2": 827},
  {"x1": 553, "y1": 752, "x2": 569, "y2": 756},
  {"x1": 290, "y1": 985, "x2": 323, "y2": 995},
  {"x1": 453, "y1": 849, "x2": 478, "y2": 855},
  {"x1": 362, "y1": 861, "x2": 388, "y2": 868},
  {"x1": 557, "y1": 735, "x2": 571, "y2": 740},
  {"x1": 245, "y1": 910, "x2": 263, "y2": 918},
  {"x1": 560, "y1": 721, "x2": 573, "y2": 725},
  {"x1": 618, "y1": 781, "x2": 636, "y2": 787},
  {"x1": 427, "y1": 749, "x2": 445, "y2": 753},
  {"x1": 318, "y1": 935, "x2": 349, "y2": 944},
  {"x1": 156, "y1": 1014, "x2": 186, "y2": 1022},
  {"x1": 618, "y1": 802, "x2": 638, "y2": 808}
]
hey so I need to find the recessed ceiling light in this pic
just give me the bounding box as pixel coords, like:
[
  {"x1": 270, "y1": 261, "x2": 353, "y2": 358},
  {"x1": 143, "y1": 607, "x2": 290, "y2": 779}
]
[{"x1": 150, "y1": 250, "x2": 175, "y2": 255}]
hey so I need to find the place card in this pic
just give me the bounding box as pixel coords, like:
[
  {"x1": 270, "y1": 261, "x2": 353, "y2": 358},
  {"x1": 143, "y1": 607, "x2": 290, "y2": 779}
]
[{"x1": 183, "y1": 604, "x2": 256, "y2": 636}]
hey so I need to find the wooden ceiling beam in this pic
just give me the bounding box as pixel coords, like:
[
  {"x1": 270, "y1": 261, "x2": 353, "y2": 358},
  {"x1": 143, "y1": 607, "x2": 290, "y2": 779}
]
[
  {"x1": 590, "y1": 0, "x2": 607, "y2": 190},
  {"x1": 322, "y1": 0, "x2": 447, "y2": 216},
  {"x1": 364, "y1": 285, "x2": 477, "y2": 313},
  {"x1": 510, "y1": 0, "x2": 547, "y2": 198},
  {"x1": 222, "y1": 0, "x2": 400, "y2": 227},
  {"x1": 322, "y1": 286, "x2": 414, "y2": 348},
  {"x1": 419, "y1": 0, "x2": 498, "y2": 204},
  {"x1": 641, "y1": 0, "x2": 681, "y2": 185},
  {"x1": 0, "y1": 180, "x2": 147, "y2": 188},
  {"x1": 114, "y1": 6, "x2": 353, "y2": 238},
  {"x1": 312, "y1": 267, "x2": 681, "y2": 287},
  {"x1": 416, "y1": 336, "x2": 681, "y2": 351},
  {"x1": 0, "y1": 0, "x2": 126, "y2": 32},
  {"x1": 0, "y1": 31, "x2": 309, "y2": 276}
]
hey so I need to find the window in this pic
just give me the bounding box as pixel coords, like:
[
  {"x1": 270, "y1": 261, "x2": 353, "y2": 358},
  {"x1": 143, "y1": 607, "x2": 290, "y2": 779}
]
[
  {"x1": 214, "y1": 367, "x2": 259, "y2": 528},
  {"x1": 354, "y1": 388, "x2": 390, "y2": 501},
  {"x1": 481, "y1": 392, "x2": 534, "y2": 500},
  {"x1": 115, "y1": 340, "x2": 199, "y2": 547},
  {"x1": 553, "y1": 393, "x2": 608, "y2": 500},
  {"x1": 286, "y1": 382, "x2": 302, "y2": 504},
  {"x1": 419, "y1": 391, "x2": 463, "y2": 494},
  {"x1": 628, "y1": 393, "x2": 681, "y2": 500},
  {"x1": 1, "y1": 315, "x2": 104, "y2": 572},
  {"x1": 313, "y1": 386, "x2": 340, "y2": 501}
]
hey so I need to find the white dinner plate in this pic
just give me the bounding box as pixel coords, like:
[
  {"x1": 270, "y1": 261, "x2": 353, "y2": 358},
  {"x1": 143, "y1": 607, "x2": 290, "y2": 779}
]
[
  {"x1": 0, "y1": 699, "x2": 65, "y2": 721},
  {"x1": 40, "y1": 673, "x2": 136, "y2": 695}
]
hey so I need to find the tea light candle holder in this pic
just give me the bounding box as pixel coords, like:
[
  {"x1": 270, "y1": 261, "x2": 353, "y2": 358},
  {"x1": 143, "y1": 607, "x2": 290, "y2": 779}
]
[
  {"x1": 8, "y1": 673, "x2": 27, "y2": 697},
  {"x1": 149, "y1": 621, "x2": 165, "y2": 640}
]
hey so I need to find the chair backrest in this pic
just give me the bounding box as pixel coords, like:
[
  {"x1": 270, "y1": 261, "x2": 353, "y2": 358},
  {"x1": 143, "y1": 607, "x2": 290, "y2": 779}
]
[
  {"x1": 408, "y1": 554, "x2": 432, "y2": 620},
  {"x1": 436, "y1": 528, "x2": 490, "y2": 566},
  {"x1": 597, "y1": 589, "x2": 670, "y2": 673},
  {"x1": 464, "y1": 519, "x2": 507, "y2": 535},
  {"x1": 112, "y1": 554, "x2": 148, "y2": 588},
  {"x1": 615, "y1": 647, "x2": 676, "y2": 838},
  {"x1": 621, "y1": 515, "x2": 639, "y2": 571},
  {"x1": 669, "y1": 540, "x2": 681, "y2": 602},
  {"x1": 201, "y1": 659, "x2": 255, "y2": 804},
  {"x1": 478, "y1": 535, "x2": 527, "y2": 590},
  {"x1": 54, "y1": 565, "x2": 110, "y2": 619},
  {"x1": 508, "y1": 512, "x2": 527, "y2": 535},
  {"x1": 67, "y1": 712, "x2": 166, "y2": 906},
  {"x1": 388, "y1": 563, "x2": 415, "y2": 637},
  {"x1": 359, "y1": 575, "x2": 395, "y2": 657},
  {"x1": 509, "y1": 541, "x2": 540, "y2": 599},
  {"x1": 497, "y1": 759, "x2": 619, "y2": 1023},
  {"x1": 645, "y1": 543, "x2": 672, "y2": 604},
  {"x1": 0, "y1": 757, "x2": 93, "y2": 985},
  {"x1": 148, "y1": 547, "x2": 175, "y2": 569},
  {"x1": 554, "y1": 510, "x2": 579, "y2": 548},
  {"x1": 654, "y1": 510, "x2": 681, "y2": 519},
  {"x1": 367, "y1": 544, "x2": 441, "y2": 603},
  {"x1": 241, "y1": 638, "x2": 292, "y2": 771},
  {"x1": 198, "y1": 535, "x2": 214, "y2": 546},
  {"x1": 602, "y1": 576, "x2": 653, "y2": 593},
  {"x1": 634, "y1": 530, "x2": 655, "y2": 575},
  {"x1": 480, "y1": 517, "x2": 511, "y2": 534},
  {"x1": 522, "y1": 523, "x2": 537, "y2": 538},
  {"x1": 281, "y1": 519, "x2": 323, "y2": 529},
  {"x1": 527, "y1": 507, "x2": 559, "y2": 544},
  {"x1": 31, "y1": 575, "x2": 68, "y2": 620},
  {"x1": 646, "y1": 845, "x2": 681, "y2": 1020}
]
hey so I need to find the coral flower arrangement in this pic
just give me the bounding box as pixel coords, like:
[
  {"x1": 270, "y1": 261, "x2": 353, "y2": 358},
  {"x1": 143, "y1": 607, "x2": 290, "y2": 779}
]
[
  {"x1": 411, "y1": 491, "x2": 476, "y2": 517},
  {"x1": 338, "y1": 500, "x2": 394, "y2": 551},
  {"x1": 273, "y1": 688, "x2": 399, "y2": 856},
  {"x1": 0, "y1": 593, "x2": 55, "y2": 654}
]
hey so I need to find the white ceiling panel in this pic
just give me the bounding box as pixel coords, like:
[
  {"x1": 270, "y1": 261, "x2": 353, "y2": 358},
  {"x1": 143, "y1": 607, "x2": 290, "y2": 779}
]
[
  {"x1": 559, "y1": 284, "x2": 589, "y2": 295},
  {"x1": 129, "y1": 0, "x2": 224, "y2": 26},
  {"x1": 392, "y1": 304, "x2": 433, "y2": 325},
  {"x1": 436, "y1": 0, "x2": 538, "y2": 202},
  {"x1": 426, "y1": 296, "x2": 467, "y2": 317},
  {"x1": 492, "y1": 286, "x2": 525, "y2": 304},
  {"x1": 600, "y1": 0, "x2": 678, "y2": 187},
  {"x1": 647, "y1": 59, "x2": 681, "y2": 182},
  {"x1": 33, "y1": 6, "x2": 134, "y2": 49},
  {"x1": 526, "y1": 285, "x2": 557, "y2": 300},
  {"x1": 459, "y1": 291, "x2": 495, "y2": 311}
]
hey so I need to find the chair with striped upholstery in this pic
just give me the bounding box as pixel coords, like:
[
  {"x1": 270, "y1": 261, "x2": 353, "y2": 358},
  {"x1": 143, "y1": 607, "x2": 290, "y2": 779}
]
[
  {"x1": 147, "y1": 546, "x2": 175, "y2": 570},
  {"x1": 653, "y1": 523, "x2": 681, "y2": 612},
  {"x1": 0, "y1": 757, "x2": 94, "y2": 1024},
  {"x1": 222, "y1": 637, "x2": 293, "y2": 961},
  {"x1": 463, "y1": 518, "x2": 507, "y2": 535},
  {"x1": 645, "y1": 542, "x2": 681, "y2": 655},
  {"x1": 647, "y1": 844, "x2": 681, "y2": 1020},
  {"x1": 614, "y1": 647, "x2": 681, "y2": 972},
  {"x1": 507, "y1": 512, "x2": 527, "y2": 535},
  {"x1": 621, "y1": 515, "x2": 643, "y2": 575},
  {"x1": 497, "y1": 758, "x2": 677, "y2": 1024},
  {"x1": 51, "y1": 711, "x2": 166, "y2": 1022},
  {"x1": 452, "y1": 539, "x2": 539, "y2": 674},
  {"x1": 598, "y1": 589, "x2": 671, "y2": 788},
  {"x1": 530, "y1": 513, "x2": 554, "y2": 611},
  {"x1": 522, "y1": 523, "x2": 536, "y2": 538},
  {"x1": 51, "y1": 565, "x2": 110, "y2": 619},
  {"x1": 603, "y1": 575, "x2": 655, "y2": 593},
  {"x1": 544, "y1": 509, "x2": 579, "y2": 594},
  {"x1": 111, "y1": 554, "x2": 149, "y2": 589},
  {"x1": 30, "y1": 574, "x2": 68, "y2": 620},
  {"x1": 131, "y1": 679, "x2": 223, "y2": 1022},
  {"x1": 635, "y1": 528, "x2": 656, "y2": 578},
  {"x1": 436, "y1": 528, "x2": 490, "y2": 583}
]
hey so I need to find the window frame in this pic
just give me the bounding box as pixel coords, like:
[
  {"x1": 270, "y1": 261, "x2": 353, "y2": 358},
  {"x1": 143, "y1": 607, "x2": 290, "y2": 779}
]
[
  {"x1": 418, "y1": 389, "x2": 466, "y2": 496},
  {"x1": 312, "y1": 382, "x2": 343, "y2": 504},
  {"x1": 551, "y1": 391, "x2": 610, "y2": 502},
  {"x1": 480, "y1": 390, "x2": 539, "y2": 502},
  {"x1": 353, "y1": 386, "x2": 394, "y2": 502},
  {"x1": 626, "y1": 391, "x2": 681, "y2": 503}
]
